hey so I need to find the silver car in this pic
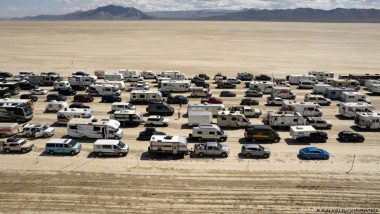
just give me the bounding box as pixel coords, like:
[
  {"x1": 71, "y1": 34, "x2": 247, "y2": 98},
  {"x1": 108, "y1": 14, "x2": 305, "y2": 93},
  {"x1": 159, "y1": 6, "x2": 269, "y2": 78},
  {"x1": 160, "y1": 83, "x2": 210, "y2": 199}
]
[{"x1": 241, "y1": 144, "x2": 270, "y2": 158}]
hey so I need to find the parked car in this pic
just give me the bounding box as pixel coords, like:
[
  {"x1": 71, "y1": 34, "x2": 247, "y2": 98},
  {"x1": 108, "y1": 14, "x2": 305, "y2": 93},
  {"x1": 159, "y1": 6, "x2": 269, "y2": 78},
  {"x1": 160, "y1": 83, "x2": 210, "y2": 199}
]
[
  {"x1": 298, "y1": 147, "x2": 330, "y2": 160},
  {"x1": 45, "y1": 138, "x2": 81, "y2": 156},
  {"x1": 22, "y1": 123, "x2": 55, "y2": 138},
  {"x1": 191, "y1": 76, "x2": 206, "y2": 83},
  {"x1": 220, "y1": 90, "x2": 236, "y2": 97},
  {"x1": 72, "y1": 71, "x2": 88, "y2": 76},
  {"x1": 255, "y1": 74, "x2": 272, "y2": 81},
  {"x1": 58, "y1": 88, "x2": 77, "y2": 96},
  {"x1": 101, "y1": 95, "x2": 121, "y2": 103},
  {"x1": 0, "y1": 71, "x2": 13, "y2": 78},
  {"x1": 1, "y1": 137, "x2": 34, "y2": 153},
  {"x1": 47, "y1": 93, "x2": 66, "y2": 102},
  {"x1": 338, "y1": 131, "x2": 365, "y2": 142},
  {"x1": 306, "y1": 117, "x2": 332, "y2": 129},
  {"x1": 226, "y1": 78, "x2": 241, "y2": 84},
  {"x1": 216, "y1": 82, "x2": 236, "y2": 89},
  {"x1": 166, "y1": 95, "x2": 188, "y2": 104},
  {"x1": 74, "y1": 94, "x2": 94, "y2": 103},
  {"x1": 18, "y1": 81, "x2": 38, "y2": 90},
  {"x1": 69, "y1": 102, "x2": 90, "y2": 109},
  {"x1": 146, "y1": 115, "x2": 169, "y2": 127},
  {"x1": 137, "y1": 127, "x2": 166, "y2": 141},
  {"x1": 198, "y1": 73, "x2": 210, "y2": 80},
  {"x1": 30, "y1": 88, "x2": 48, "y2": 95},
  {"x1": 20, "y1": 94, "x2": 38, "y2": 102},
  {"x1": 266, "y1": 96, "x2": 283, "y2": 106},
  {"x1": 201, "y1": 96, "x2": 223, "y2": 104},
  {"x1": 245, "y1": 90, "x2": 263, "y2": 97},
  {"x1": 240, "y1": 144, "x2": 271, "y2": 158},
  {"x1": 240, "y1": 98, "x2": 259, "y2": 106}
]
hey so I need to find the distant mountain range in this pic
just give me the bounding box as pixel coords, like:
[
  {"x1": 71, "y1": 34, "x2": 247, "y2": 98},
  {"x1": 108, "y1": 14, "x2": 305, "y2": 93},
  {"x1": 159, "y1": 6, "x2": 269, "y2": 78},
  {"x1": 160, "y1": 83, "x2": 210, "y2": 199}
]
[{"x1": 17, "y1": 5, "x2": 380, "y2": 22}]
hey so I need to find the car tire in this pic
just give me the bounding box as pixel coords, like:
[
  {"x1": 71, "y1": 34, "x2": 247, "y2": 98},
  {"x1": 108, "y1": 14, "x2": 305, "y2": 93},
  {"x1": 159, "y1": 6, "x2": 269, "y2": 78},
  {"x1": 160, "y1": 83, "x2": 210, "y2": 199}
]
[
  {"x1": 263, "y1": 153, "x2": 269, "y2": 159},
  {"x1": 43, "y1": 133, "x2": 49, "y2": 138},
  {"x1": 97, "y1": 152, "x2": 103, "y2": 157},
  {"x1": 274, "y1": 138, "x2": 280, "y2": 143},
  {"x1": 70, "y1": 151, "x2": 75, "y2": 156},
  {"x1": 246, "y1": 153, "x2": 252, "y2": 158},
  {"x1": 49, "y1": 150, "x2": 55, "y2": 155},
  {"x1": 22, "y1": 149, "x2": 27, "y2": 153},
  {"x1": 220, "y1": 137, "x2": 227, "y2": 142},
  {"x1": 4, "y1": 149, "x2": 10, "y2": 153},
  {"x1": 324, "y1": 156, "x2": 329, "y2": 160},
  {"x1": 118, "y1": 153, "x2": 123, "y2": 157},
  {"x1": 25, "y1": 133, "x2": 32, "y2": 138},
  {"x1": 221, "y1": 153, "x2": 228, "y2": 158},
  {"x1": 198, "y1": 152, "x2": 204, "y2": 157}
]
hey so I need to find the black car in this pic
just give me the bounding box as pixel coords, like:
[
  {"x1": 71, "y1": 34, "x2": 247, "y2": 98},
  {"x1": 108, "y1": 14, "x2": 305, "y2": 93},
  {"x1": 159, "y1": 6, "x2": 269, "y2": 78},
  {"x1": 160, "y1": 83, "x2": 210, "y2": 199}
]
[
  {"x1": 240, "y1": 98, "x2": 259, "y2": 106},
  {"x1": 255, "y1": 74, "x2": 272, "y2": 81},
  {"x1": 220, "y1": 90, "x2": 236, "y2": 97},
  {"x1": 338, "y1": 131, "x2": 365, "y2": 142},
  {"x1": 0, "y1": 71, "x2": 13, "y2": 78},
  {"x1": 101, "y1": 95, "x2": 121, "y2": 103},
  {"x1": 18, "y1": 81, "x2": 38, "y2": 90},
  {"x1": 47, "y1": 93, "x2": 66, "y2": 102},
  {"x1": 161, "y1": 91, "x2": 171, "y2": 98},
  {"x1": 194, "y1": 80, "x2": 209, "y2": 88},
  {"x1": 216, "y1": 82, "x2": 236, "y2": 89},
  {"x1": 20, "y1": 94, "x2": 38, "y2": 102},
  {"x1": 198, "y1": 73, "x2": 210, "y2": 80},
  {"x1": 58, "y1": 88, "x2": 76, "y2": 96},
  {"x1": 137, "y1": 127, "x2": 166, "y2": 141},
  {"x1": 167, "y1": 95, "x2": 188, "y2": 104},
  {"x1": 191, "y1": 76, "x2": 205, "y2": 83},
  {"x1": 72, "y1": 71, "x2": 88, "y2": 76},
  {"x1": 69, "y1": 102, "x2": 90, "y2": 109}
]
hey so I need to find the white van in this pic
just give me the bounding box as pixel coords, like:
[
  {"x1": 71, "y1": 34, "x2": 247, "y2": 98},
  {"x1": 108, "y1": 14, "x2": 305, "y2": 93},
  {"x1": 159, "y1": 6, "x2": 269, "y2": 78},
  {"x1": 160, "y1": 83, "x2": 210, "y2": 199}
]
[
  {"x1": 160, "y1": 80, "x2": 191, "y2": 92},
  {"x1": 93, "y1": 139, "x2": 129, "y2": 157},
  {"x1": 45, "y1": 101, "x2": 69, "y2": 113},
  {"x1": 111, "y1": 102, "x2": 136, "y2": 112},
  {"x1": 217, "y1": 111, "x2": 251, "y2": 128},
  {"x1": 298, "y1": 80, "x2": 315, "y2": 89}
]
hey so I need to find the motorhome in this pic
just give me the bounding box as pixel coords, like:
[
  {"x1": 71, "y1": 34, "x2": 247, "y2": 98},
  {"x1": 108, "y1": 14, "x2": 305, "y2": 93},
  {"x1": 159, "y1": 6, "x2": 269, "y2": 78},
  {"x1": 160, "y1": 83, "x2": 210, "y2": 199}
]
[
  {"x1": 271, "y1": 86, "x2": 296, "y2": 99},
  {"x1": 95, "y1": 80, "x2": 125, "y2": 90},
  {"x1": 348, "y1": 73, "x2": 380, "y2": 85},
  {"x1": 45, "y1": 101, "x2": 69, "y2": 113},
  {"x1": 111, "y1": 102, "x2": 136, "y2": 112},
  {"x1": 187, "y1": 111, "x2": 213, "y2": 126},
  {"x1": 148, "y1": 135, "x2": 189, "y2": 155},
  {"x1": 340, "y1": 92, "x2": 371, "y2": 103},
  {"x1": 104, "y1": 73, "x2": 124, "y2": 82},
  {"x1": 87, "y1": 84, "x2": 121, "y2": 96},
  {"x1": 28, "y1": 73, "x2": 62, "y2": 86},
  {"x1": 355, "y1": 112, "x2": 380, "y2": 129},
  {"x1": 282, "y1": 101, "x2": 322, "y2": 117},
  {"x1": 130, "y1": 90, "x2": 163, "y2": 103},
  {"x1": 313, "y1": 83, "x2": 332, "y2": 94},
  {"x1": 263, "y1": 111, "x2": 305, "y2": 128},
  {"x1": 339, "y1": 102, "x2": 374, "y2": 118},
  {"x1": 290, "y1": 125, "x2": 328, "y2": 143},
  {"x1": 0, "y1": 103, "x2": 33, "y2": 122},
  {"x1": 160, "y1": 80, "x2": 191, "y2": 92},
  {"x1": 324, "y1": 87, "x2": 357, "y2": 100},
  {"x1": 248, "y1": 81, "x2": 274, "y2": 94},
  {"x1": 228, "y1": 106, "x2": 261, "y2": 118},
  {"x1": 57, "y1": 108, "x2": 94, "y2": 124},
  {"x1": 187, "y1": 103, "x2": 225, "y2": 117},
  {"x1": 141, "y1": 70, "x2": 156, "y2": 79},
  {"x1": 118, "y1": 69, "x2": 140, "y2": 81},
  {"x1": 157, "y1": 71, "x2": 186, "y2": 80},
  {"x1": 54, "y1": 81, "x2": 71, "y2": 90},
  {"x1": 304, "y1": 94, "x2": 331, "y2": 106},
  {"x1": 191, "y1": 87, "x2": 211, "y2": 97},
  {"x1": 287, "y1": 75, "x2": 317, "y2": 85},
  {"x1": 0, "y1": 98, "x2": 33, "y2": 107},
  {"x1": 188, "y1": 124, "x2": 227, "y2": 142},
  {"x1": 67, "y1": 118, "x2": 123, "y2": 139},
  {"x1": 0, "y1": 123, "x2": 21, "y2": 138},
  {"x1": 331, "y1": 79, "x2": 360, "y2": 90},
  {"x1": 68, "y1": 75, "x2": 97, "y2": 89},
  {"x1": 94, "y1": 70, "x2": 106, "y2": 79},
  {"x1": 93, "y1": 139, "x2": 129, "y2": 157},
  {"x1": 110, "y1": 110, "x2": 144, "y2": 126},
  {"x1": 368, "y1": 84, "x2": 380, "y2": 94},
  {"x1": 365, "y1": 80, "x2": 380, "y2": 89},
  {"x1": 0, "y1": 82, "x2": 20, "y2": 95},
  {"x1": 308, "y1": 71, "x2": 334, "y2": 81},
  {"x1": 216, "y1": 111, "x2": 251, "y2": 128}
]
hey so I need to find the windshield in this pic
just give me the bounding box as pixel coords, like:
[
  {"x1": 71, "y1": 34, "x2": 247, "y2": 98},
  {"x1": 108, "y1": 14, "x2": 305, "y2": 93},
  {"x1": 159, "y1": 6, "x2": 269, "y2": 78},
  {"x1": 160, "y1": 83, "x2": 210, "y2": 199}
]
[
  {"x1": 217, "y1": 144, "x2": 223, "y2": 149},
  {"x1": 117, "y1": 141, "x2": 125, "y2": 148},
  {"x1": 68, "y1": 140, "x2": 77, "y2": 147},
  {"x1": 42, "y1": 125, "x2": 48, "y2": 130}
]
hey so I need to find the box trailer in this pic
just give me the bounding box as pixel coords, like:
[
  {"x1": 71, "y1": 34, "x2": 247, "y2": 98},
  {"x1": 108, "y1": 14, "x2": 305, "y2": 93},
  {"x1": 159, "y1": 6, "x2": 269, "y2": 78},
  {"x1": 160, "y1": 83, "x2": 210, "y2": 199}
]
[
  {"x1": 308, "y1": 71, "x2": 334, "y2": 81},
  {"x1": 187, "y1": 111, "x2": 212, "y2": 126},
  {"x1": 148, "y1": 135, "x2": 189, "y2": 155},
  {"x1": 160, "y1": 80, "x2": 191, "y2": 92},
  {"x1": 324, "y1": 87, "x2": 357, "y2": 100},
  {"x1": 187, "y1": 103, "x2": 224, "y2": 117}
]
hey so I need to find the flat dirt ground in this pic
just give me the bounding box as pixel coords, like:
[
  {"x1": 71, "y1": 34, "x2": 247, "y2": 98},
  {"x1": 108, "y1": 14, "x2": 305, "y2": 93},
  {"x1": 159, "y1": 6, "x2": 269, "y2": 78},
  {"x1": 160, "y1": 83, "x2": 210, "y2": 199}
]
[{"x1": 0, "y1": 21, "x2": 380, "y2": 213}]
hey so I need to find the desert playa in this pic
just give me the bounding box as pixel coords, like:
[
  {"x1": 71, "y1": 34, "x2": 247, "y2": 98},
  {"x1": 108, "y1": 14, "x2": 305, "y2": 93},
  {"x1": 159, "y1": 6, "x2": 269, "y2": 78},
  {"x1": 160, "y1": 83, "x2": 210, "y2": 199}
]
[{"x1": 0, "y1": 21, "x2": 379, "y2": 213}]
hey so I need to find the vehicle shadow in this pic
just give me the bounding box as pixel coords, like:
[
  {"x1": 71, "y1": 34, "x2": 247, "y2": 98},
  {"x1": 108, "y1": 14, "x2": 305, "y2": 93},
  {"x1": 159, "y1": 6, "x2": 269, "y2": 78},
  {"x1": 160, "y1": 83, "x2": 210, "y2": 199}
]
[
  {"x1": 350, "y1": 125, "x2": 379, "y2": 132},
  {"x1": 336, "y1": 138, "x2": 364, "y2": 143},
  {"x1": 50, "y1": 122, "x2": 66, "y2": 128},
  {"x1": 180, "y1": 124, "x2": 192, "y2": 129},
  {"x1": 39, "y1": 151, "x2": 79, "y2": 157},
  {"x1": 189, "y1": 153, "x2": 227, "y2": 159},
  {"x1": 334, "y1": 115, "x2": 354, "y2": 120},
  {"x1": 86, "y1": 152, "x2": 126, "y2": 159},
  {"x1": 238, "y1": 138, "x2": 276, "y2": 144},
  {"x1": 237, "y1": 153, "x2": 269, "y2": 159},
  {"x1": 285, "y1": 138, "x2": 311, "y2": 145},
  {"x1": 139, "y1": 151, "x2": 185, "y2": 160}
]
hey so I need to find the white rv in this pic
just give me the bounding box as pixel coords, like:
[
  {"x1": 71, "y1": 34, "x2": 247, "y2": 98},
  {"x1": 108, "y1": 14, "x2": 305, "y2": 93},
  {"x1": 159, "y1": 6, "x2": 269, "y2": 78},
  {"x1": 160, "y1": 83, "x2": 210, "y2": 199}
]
[
  {"x1": 187, "y1": 111, "x2": 213, "y2": 126},
  {"x1": 141, "y1": 70, "x2": 156, "y2": 79},
  {"x1": 365, "y1": 80, "x2": 380, "y2": 89},
  {"x1": 304, "y1": 94, "x2": 331, "y2": 106},
  {"x1": 118, "y1": 69, "x2": 140, "y2": 80},
  {"x1": 54, "y1": 81, "x2": 71, "y2": 90},
  {"x1": 67, "y1": 118, "x2": 123, "y2": 139},
  {"x1": 68, "y1": 75, "x2": 97, "y2": 87},
  {"x1": 45, "y1": 101, "x2": 69, "y2": 113},
  {"x1": 57, "y1": 108, "x2": 94, "y2": 124},
  {"x1": 104, "y1": 73, "x2": 124, "y2": 82},
  {"x1": 95, "y1": 80, "x2": 125, "y2": 90},
  {"x1": 110, "y1": 110, "x2": 144, "y2": 126},
  {"x1": 217, "y1": 111, "x2": 251, "y2": 128},
  {"x1": 148, "y1": 135, "x2": 189, "y2": 155},
  {"x1": 368, "y1": 84, "x2": 380, "y2": 94},
  {"x1": 308, "y1": 71, "x2": 334, "y2": 81},
  {"x1": 187, "y1": 103, "x2": 224, "y2": 117},
  {"x1": 340, "y1": 92, "x2": 371, "y2": 103},
  {"x1": 157, "y1": 71, "x2": 186, "y2": 80},
  {"x1": 87, "y1": 84, "x2": 121, "y2": 96},
  {"x1": 191, "y1": 87, "x2": 211, "y2": 97},
  {"x1": 339, "y1": 102, "x2": 374, "y2": 118},
  {"x1": 271, "y1": 87, "x2": 296, "y2": 99},
  {"x1": 248, "y1": 81, "x2": 274, "y2": 94},
  {"x1": 282, "y1": 100, "x2": 323, "y2": 117},
  {"x1": 111, "y1": 102, "x2": 136, "y2": 112},
  {"x1": 355, "y1": 112, "x2": 380, "y2": 129},
  {"x1": 287, "y1": 75, "x2": 317, "y2": 85},
  {"x1": 313, "y1": 83, "x2": 332, "y2": 94},
  {"x1": 160, "y1": 80, "x2": 191, "y2": 92},
  {"x1": 130, "y1": 90, "x2": 163, "y2": 103},
  {"x1": 263, "y1": 111, "x2": 305, "y2": 128}
]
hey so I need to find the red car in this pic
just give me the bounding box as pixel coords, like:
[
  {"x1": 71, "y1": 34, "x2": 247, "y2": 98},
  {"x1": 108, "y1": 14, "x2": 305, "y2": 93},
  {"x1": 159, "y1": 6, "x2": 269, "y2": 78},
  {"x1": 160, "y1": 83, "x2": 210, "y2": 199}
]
[{"x1": 201, "y1": 96, "x2": 223, "y2": 104}]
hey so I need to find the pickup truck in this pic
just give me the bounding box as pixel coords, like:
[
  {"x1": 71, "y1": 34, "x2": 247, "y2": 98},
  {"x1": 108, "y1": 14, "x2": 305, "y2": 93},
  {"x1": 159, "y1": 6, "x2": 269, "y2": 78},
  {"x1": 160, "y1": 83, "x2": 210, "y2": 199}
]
[{"x1": 192, "y1": 142, "x2": 229, "y2": 158}]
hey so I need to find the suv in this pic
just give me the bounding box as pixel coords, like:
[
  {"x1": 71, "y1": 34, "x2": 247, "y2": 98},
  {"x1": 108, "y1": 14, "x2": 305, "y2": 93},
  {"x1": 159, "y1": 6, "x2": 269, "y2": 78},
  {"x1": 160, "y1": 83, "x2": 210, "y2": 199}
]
[
  {"x1": 306, "y1": 117, "x2": 332, "y2": 129},
  {"x1": 69, "y1": 102, "x2": 90, "y2": 109},
  {"x1": 1, "y1": 137, "x2": 34, "y2": 153},
  {"x1": 22, "y1": 123, "x2": 55, "y2": 138},
  {"x1": 338, "y1": 131, "x2": 365, "y2": 142},
  {"x1": 20, "y1": 94, "x2": 38, "y2": 102},
  {"x1": 47, "y1": 93, "x2": 66, "y2": 102},
  {"x1": 166, "y1": 95, "x2": 188, "y2": 104},
  {"x1": 188, "y1": 124, "x2": 227, "y2": 142},
  {"x1": 244, "y1": 125, "x2": 280, "y2": 143},
  {"x1": 146, "y1": 102, "x2": 174, "y2": 116},
  {"x1": 58, "y1": 88, "x2": 77, "y2": 96},
  {"x1": 101, "y1": 95, "x2": 121, "y2": 103},
  {"x1": 245, "y1": 90, "x2": 263, "y2": 97},
  {"x1": 137, "y1": 127, "x2": 166, "y2": 141},
  {"x1": 146, "y1": 115, "x2": 169, "y2": 127},
  {"x1": 255, "y1": 74, "x2": 271, "y2": 81},
  {"x1": 241, "y1": 144, "x2": 271, "y2": 158},
  {"x1": 220, "y1": 90, "x2": 236, "y2": 97},
  {"x1": 240, "y1": 98, "x2": 259, "y2": 106},
  {"x1": 216, "y1": 82, "x2": 236, "y2": 89},
  {"x1": 74, "y1": 94, "x2": 94, "y2": 103},
  {"x1": 266, "y1": 96, "x2": 283, "y2": 106}
]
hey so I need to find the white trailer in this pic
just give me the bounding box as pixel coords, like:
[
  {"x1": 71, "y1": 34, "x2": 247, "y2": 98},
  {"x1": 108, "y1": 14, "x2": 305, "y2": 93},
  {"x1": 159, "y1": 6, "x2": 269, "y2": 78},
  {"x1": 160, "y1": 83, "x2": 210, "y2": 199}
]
[
  {"x1": 68, "y1": 75, "x2": 97, "y2": 87},
  {"x1": 308, "y1": 71, "x2": 334, "y2": 81},
  {"x1": 188, "y1": 111, "x2": 213, "y2": 126},
  {"x1": 157, "y1": 71, "x2": 186, "y2": 80},
  {"x1": 118, "y1": 69, "x2": 140, "y2": 80},
  {"x1": 191, "y1": 87, "x2": 211, "y2": 97},
  {"x1": 282, "y1": 100, "x2": 322, "y2": 117},
  {"x1": 313, "y1": 83, "x2": 332, "y2": 94},
  {"x1": 54, "y1": 81, "x2": 71, "y2": 90},
  {"x1": 355, "y1": 112, "x2": 380, "y2": 129},
  {"x1": 104, "y1": 73, "x2": 124, "y2": 82},
  {"x1": 95, "y1": 80, "x2": 125, "y2": 90},
  {"x1": 187, "y1": 103, "x2": 224, "y2": 117},
  {"x1": 130, "y1": 90, "x2": 163, "y2": 103},
  {"x1": 148, "y1": 135, "x2": 189, "y2": 155},
  {"x1": 160, "y1": 80, "x2": 191, "y2": 92},
  {"x1": 263, "y1": 111, "x2": 305, "y2": 128},
  {"x1": 248, "y1": 81, "x2": 274, "y2": 94},
  {"x1": 339, "y1": 102, "x2": 374, "y2": 118},
  {"x1": 87, "y1": 84, "x2": 121, "y2": 96},
  {"x1": 340, "y1": 92, "x2": 371, "y2": 103},
  {"x1": 287, "y1": 75, "x2": 317, "y2": 85},
  {"x1": 368, "y1": 84, "x2": 380, "y2": 94},
  {"x1": 57, "y1": 108, "x2": 94, "y2": 124},
  {"x1": 0, "y1": 123, "x2": 21, "y2": 138},
  {"x1": 271, "y1": 86, "x2": 296, "y2": 99},
  {"x1": 67, "y1": 118, "x2": 123, "y2": 139},
  {"x1": 217, "y1": 111, "x2": 251, "y2": 128}
]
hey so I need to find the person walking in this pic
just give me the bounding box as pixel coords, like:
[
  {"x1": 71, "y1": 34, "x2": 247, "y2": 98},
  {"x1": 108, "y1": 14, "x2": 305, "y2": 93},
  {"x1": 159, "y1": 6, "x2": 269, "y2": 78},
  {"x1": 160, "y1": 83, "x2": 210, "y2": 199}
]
[{"x1": 177, "y1": 110, "x2": 181, "y2": 119}]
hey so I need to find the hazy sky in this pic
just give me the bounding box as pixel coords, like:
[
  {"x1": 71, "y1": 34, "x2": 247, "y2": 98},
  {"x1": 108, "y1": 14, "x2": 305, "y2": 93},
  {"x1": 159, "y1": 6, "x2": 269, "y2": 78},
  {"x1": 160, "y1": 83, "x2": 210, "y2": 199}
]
[{"x1": 1, "y1": 0, "x2": 380, "y2": 17}]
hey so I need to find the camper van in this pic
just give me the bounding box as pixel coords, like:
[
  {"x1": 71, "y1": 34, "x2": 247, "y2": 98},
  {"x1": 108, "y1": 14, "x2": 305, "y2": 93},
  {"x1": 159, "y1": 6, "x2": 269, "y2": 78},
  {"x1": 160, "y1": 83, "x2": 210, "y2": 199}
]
[
  {"x1": 308, "y1": 71, "x2": 334, "y2": 81},
  {"x1": 340, "y1": 92, "x2": 371, "y2": 103},
  {"x1": 244, "y1": 125, "x2": 281, "y2": 143},
  {"x1": 263, "y1": 111, "x2": 305, "y2": 128},
  {"x1": 339, "y1": 102, "x2": 374, "y2": 118},
  {"x1": 304, "y1": 94, "x2": 331, "y2": 106},
  {"x1": 160, "y1": 80, "x2": 191, "y2": 92},
  {"x1": 187, "y1": 111, "x2": 213, "y2": 126},
  {"x1": 331, "y1": 79, "x2": 360, "y2": 90},
  {"x1": 104, "y1": 73, "x2": 124, "y2": 82},
  {"x1": 148, "y1": 135, "x2": 189, "y2": 156},
  {"x1": 45, "y1": 101, "x2": 69, "y2": 113},
  {"x1": 67, "y1": 118, "x2": 123, "y2": 139},
  {"x1": 282, "y1": 101, "x2": 322, "y2": 117},
  {"x1": 0, "y1": 103, "x2": 33, "y2": 122},
  {"x1": 298, "y1": 80, "x2": 315, "y2": 89},
  {"x1": 111, "y1": 102, "x2": 136, "y2": 112},
  {"x1": 287, "y1": 75, "x2": 317, "y2": 85},
  {"x1": 28, "y1": 73, "x2": 62, "y2": 86},
  {"x1": 93, "y1": 139, "x2": 129, "y2": 157},
  {"x1": 130, "y1": 90, "x2": 163, "y2": 103},
  {"x1": 324, "y1": 87, "x2": 357, "y2": 100},
  {"x1": 248, "y1": 81, "x2": 274, "y2": 94},
  {"x1": 188, "y1": 124, "x2": 227, "y2": 142},
  {"x1": 355, "y1": 112, "x2": 380, "y2": 129},
  {"x1": 313, "y1": 83, "x2": 332, "y2": 94},
  {"x1": 191, "y1": 87, "x2": 211, "y2": 97},
  {"x1": 217, "y1": 111, "x2": 251, "y2": 128},
  {"x1": 57, "y1": 108, "x2": 94, "y2": 124},
  {"x1": 45, "y1": 138, "x2": 81, "y2": 155},
  {"x1": 87, "y1": 84, "x2": 121, "y2": 96},
  {"x1": 187, "y1": 103, "x2": 224, "y2": 117},
  {"x1": 271, "y1": 87, "x2": 296, "y2": 99},
  {"x1": 68, "y1": 75, "x2": 97, "y2": 89},
  {"x1": 110, "y1": 110, "x2": 144, "y2": 126}
]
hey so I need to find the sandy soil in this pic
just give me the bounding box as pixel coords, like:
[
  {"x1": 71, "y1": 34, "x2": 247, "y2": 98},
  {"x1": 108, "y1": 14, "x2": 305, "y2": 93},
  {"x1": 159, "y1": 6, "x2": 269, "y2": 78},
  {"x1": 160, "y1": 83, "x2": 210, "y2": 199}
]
[{"x1": 0, "y1": 21, "x2": 379, "y2": 213}]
